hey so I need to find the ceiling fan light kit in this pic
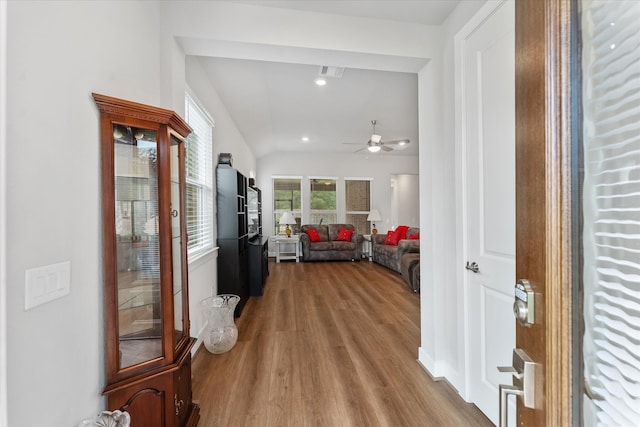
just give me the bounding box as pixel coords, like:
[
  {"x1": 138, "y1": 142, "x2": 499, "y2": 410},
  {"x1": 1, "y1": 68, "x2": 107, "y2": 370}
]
[{"x1": 368, "y1": 144, "x2": 382, "y2": 153}]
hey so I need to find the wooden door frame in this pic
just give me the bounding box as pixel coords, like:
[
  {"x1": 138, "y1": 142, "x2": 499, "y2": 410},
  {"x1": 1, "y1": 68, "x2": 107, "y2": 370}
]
[{"x1": 515, "y1": 0, "x2": 575, "y2": 425}]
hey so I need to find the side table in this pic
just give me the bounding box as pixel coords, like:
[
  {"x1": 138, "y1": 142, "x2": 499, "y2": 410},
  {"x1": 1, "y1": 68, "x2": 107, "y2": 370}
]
[
  {"x1": 362, "y1": 234, "x2": 372, "y2": 261},
  {"x1": 275, "y1": 235, "x2": 300, "y2": 262}
]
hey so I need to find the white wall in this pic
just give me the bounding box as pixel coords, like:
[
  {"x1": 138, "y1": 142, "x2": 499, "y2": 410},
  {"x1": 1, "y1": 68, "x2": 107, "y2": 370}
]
[
  {"x1": 392, "y1": 174, "x2": 420, "y2": 228},
  {"x1": 164, "y1": 1, "x2": 441, "y2": 73},
  {"x1": 0, "y1": 1, "x2": 7, "y2": 425},
  {"x1": 417, "y1": 0, "x2": 488, "y2": 395},
  {"x1": 4, "y1": 1, "x2": 193, "y2": 425},
  {"x1": 257, "y1": 151, "x2": 418, "y2": 237},
  {"x1": 185, "y1": 57, "x2": 256, "y2": 179},
  {"x1": 184, "y1": 55, "x2": 257, "y2": 347}
]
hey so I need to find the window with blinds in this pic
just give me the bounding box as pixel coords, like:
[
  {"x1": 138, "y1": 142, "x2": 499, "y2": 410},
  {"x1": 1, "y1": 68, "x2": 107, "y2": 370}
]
[
  {"x1": 581, "y1": 1, "x2": 640, "y2": 425},
  {"x1": 184, "y1": 93, "x2": 214, "y2": 260},
  {"x1": 345, "y1": 179, "x2": 371, "y2": 235}
]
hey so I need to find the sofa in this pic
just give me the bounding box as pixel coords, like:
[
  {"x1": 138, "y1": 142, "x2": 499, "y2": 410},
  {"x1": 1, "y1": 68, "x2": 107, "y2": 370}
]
[
  {"x1": 299, "y1": 224, "x2": 363, "y2": 261},
  {"x1": 371, "y1": 226, "x2": 420, "y2": 273},
  {"x1": 401, "y1": 253, "x2": 421, "y2": 293}
]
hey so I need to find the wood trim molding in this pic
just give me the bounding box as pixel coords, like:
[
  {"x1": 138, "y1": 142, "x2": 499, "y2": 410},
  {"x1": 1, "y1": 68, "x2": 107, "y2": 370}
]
[
  {"x1": 544, "y1": 0, "x2": 574, "y2": 425},
  {"x1": 92, "y1": 93, "x2": 192, "y2": 137},
  {"x1": 516, "y1": 0, "x2": 575, "y2": 425}
]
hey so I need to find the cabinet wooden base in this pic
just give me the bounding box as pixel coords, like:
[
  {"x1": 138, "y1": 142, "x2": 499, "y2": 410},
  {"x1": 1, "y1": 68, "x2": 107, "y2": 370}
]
[
  {"x1": 104, "y1": 341, "x2": 198, "y2": 427},
  {"x1": 183, "y1": 405, "x2": 200, "y2": 427}
]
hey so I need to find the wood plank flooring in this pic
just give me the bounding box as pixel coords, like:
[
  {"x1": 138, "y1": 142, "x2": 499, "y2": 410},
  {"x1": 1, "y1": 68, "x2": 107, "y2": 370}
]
[{"x1": 192, "y1": 260, "x2": 492, "y2": 427}]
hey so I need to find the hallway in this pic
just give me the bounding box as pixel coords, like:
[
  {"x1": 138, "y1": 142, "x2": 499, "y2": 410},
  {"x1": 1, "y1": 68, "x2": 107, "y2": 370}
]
[{"x1": 192, "y1": 260, "x2": 492, "y2": 426}]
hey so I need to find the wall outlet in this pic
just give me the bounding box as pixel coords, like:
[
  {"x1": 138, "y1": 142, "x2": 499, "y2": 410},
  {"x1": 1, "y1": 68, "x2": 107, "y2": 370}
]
[{"x1": 24, "y1": 261, "x2": 71, "y2": 310}]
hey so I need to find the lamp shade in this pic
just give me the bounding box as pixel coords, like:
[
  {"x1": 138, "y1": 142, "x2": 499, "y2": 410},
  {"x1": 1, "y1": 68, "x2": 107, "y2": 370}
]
[
  {"x1": 279, "y1": 212, "x2": 296, "y2": 225},
  {"x1": 367, "y1": 209, "x2": 381, "y2": 222}
]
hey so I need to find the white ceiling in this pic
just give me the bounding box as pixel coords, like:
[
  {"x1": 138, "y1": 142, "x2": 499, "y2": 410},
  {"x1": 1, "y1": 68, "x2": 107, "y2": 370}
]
[
  {"x1": 193, "y1": 1, "x2": 461, "y2": 159},
  {"x1": 230, "y1": 0, "x2": 460, "y2": 26}
]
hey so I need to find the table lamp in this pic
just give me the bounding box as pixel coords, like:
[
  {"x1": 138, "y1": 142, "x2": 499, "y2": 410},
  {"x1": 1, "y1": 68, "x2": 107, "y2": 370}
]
[
  {"x1": 367, "y1": 209, "x2": 382, "y2": 235},
  {"x1": 279, "y1": 212, "x2": 296, "y2": 237}
]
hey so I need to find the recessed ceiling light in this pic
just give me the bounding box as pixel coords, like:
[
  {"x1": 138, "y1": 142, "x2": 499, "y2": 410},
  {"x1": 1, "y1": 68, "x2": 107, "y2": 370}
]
[
  {"x1": 314, "y1": 77, "x2": 327, "y2": 86},
  {"x1": 301, "y1": 137, "x2": 309, "y2": 142}
]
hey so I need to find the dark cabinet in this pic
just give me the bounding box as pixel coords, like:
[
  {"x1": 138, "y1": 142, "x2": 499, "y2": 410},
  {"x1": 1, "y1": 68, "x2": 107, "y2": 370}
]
[
  {"x1": 247, "y1": 185, "x2": 261, "y2": 239},
  {"x1": 249, "y1": 236, "x2": 269, "y2": 296},
  {"x1": 216, "y1": 166, "x2": 250, "y2": 316},
  {"x1": 94, "y1": 93, "x2": 199, "y2": 427}
]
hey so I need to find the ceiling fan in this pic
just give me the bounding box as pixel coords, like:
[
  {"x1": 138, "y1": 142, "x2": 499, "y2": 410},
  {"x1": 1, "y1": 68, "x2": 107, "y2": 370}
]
[{"x1": 346, "y1": 120, "x2": 411, "y2": 153}]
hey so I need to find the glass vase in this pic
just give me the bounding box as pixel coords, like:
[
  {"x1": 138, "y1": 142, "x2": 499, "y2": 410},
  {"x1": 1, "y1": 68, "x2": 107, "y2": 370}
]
[{"x1": 200, "y1": 294, "x2": 240, "y2": 354}]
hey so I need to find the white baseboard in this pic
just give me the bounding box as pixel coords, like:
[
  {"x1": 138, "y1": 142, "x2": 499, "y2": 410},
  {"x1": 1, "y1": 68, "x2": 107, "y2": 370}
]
[
  {"x1": 417, "y1": 347, "x2": 437, "y2": 377},
  {"x1": 418, "y1": 347, "x2": 466, "y2": 401},
  {"x1": 191, "y1": 322, "x2": 207, "y2": 357}
]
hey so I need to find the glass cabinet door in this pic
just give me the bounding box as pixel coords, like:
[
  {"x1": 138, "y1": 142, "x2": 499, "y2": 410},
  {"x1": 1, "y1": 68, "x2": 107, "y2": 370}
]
[
  {"x1": 113, "y1": 124, "x2": 163, "y2": 369},
  {"x1": 96, "y1": 93, "x2": 199, "y2": 427},
  {"x1": 170, "y1": 134, "x2": 186, "y2": 346}
]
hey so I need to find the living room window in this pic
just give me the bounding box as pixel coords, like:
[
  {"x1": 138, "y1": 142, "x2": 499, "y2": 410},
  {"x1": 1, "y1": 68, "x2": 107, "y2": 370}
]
[
  {"x1": 184, "y1": 92, "x2": 214, "y2": 260},
  {"x1": 273, "y1": 177, "x2": 301, "y2": 234},
  {"x1": 309, "y1": 178, "x2": 337, "y2": 224},
  {"x1": 345, "y1": 178, "x2": 372, "y2": 235}
]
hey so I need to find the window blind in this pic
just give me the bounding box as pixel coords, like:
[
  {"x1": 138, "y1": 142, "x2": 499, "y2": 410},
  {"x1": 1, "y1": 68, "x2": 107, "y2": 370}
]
[
  {"x1": 581, "y1": 1, "x2": 640, "y2": 425},
  {"x1": 345, "y1": 179, "x2": 372, "y2": 235},
  {"x1": 184, "y1": 93, "x2": 214, "y2": 259}
]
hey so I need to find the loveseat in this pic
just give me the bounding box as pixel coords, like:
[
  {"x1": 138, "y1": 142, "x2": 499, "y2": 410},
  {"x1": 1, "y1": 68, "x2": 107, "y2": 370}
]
[
  {"x1": 371, "y1": 226, "x2": 420, "y2": 273},
  {"x1": 300, "y1": 224, "x2": 363, "y2": 261}
]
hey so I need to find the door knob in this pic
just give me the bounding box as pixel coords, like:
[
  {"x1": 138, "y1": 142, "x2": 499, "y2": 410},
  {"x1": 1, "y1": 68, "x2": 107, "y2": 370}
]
[
  {"x1": 499, "y1": 385, "x2": 523, "y2": 427},
  {"x1": 465, "y1": 261, "x2": 479, "y2": 273},
  {"x1": 497, "y1": 349, "x2": 540, "y2": 426}
]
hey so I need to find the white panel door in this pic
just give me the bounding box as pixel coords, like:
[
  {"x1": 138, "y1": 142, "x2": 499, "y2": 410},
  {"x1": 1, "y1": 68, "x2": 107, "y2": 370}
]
[{"x1": 462, "y1": 1, "x2": 516, "y2": 424}]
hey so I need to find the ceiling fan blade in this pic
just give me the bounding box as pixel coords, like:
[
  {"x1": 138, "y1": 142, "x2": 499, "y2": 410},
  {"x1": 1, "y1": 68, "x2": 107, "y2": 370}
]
[
  {"x1": 382, "y1": 139, "x2": 410, "y2": 146},
  {"x1": 381, "y1": 145, "x2": 394, "y2": 152}
]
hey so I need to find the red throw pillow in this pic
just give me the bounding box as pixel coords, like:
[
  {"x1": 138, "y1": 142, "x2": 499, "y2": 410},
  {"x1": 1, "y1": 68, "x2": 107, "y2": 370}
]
[
  {"x1": 385, "y1": 225, "x2": 409, "y2": 246},
  {"x1": 336, "y1": 227, "x2": 354, "y2": 241},
  {"x1": 408, "y1": 233, "x2": 420, "y2": 240},
  {"x1": 387, "y1": 225, "x2": 410, "y2": 245},
  {"x1": 305, "y1": 229, "x2": 321, "y2": 242},
  {"x1": 384, "y1": 230, "x2": 395, "y2": 245}
]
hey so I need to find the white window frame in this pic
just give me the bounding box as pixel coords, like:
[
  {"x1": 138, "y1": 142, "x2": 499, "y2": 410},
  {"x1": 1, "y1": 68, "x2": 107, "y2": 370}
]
[
  {"x1": 309, "y1": 176, "x2": 338, "y2": 225},
  {"x1": 273, "y1": 176, "x2": 302, "y2": 235},
  {"x1": 184, "y1": 90, "x2": 214, "y2": 261}
]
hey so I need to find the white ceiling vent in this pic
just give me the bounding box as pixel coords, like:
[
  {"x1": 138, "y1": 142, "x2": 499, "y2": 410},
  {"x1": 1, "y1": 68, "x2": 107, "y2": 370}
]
[{"x1": 318, "y1": 66, "x2": 345, "y2": 78}]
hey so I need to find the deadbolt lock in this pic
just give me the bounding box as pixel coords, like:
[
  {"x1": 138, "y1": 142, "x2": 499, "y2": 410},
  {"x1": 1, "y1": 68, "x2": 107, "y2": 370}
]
[{"x1": 513, "y1": 279, "x2": 535, "y2": 326}]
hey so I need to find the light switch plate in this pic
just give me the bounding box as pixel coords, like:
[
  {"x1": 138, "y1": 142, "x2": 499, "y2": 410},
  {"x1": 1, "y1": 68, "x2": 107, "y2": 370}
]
[{"x1": 24, "y1": 261, "x2": 71, "y2": 310}]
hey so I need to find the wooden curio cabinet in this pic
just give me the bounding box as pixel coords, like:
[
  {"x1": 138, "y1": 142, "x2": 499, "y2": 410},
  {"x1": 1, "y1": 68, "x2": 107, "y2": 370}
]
[{"x1": 94, "y1": 93, "x2": 200, "y2": 427}]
